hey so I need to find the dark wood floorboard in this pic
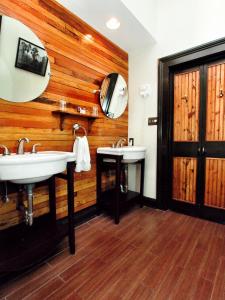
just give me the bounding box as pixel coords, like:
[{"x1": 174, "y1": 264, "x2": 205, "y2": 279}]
[{"x1": 0, "y1": 207, "x2": 225, "y2": 300}]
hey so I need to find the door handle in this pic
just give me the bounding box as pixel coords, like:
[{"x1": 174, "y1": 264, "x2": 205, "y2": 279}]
[
  {"x1": 202, "y1": 146, "x2": 206, "y2": 155},
  {"x1": 197, "y1": 146, "x2": 206, "y2": 155}
]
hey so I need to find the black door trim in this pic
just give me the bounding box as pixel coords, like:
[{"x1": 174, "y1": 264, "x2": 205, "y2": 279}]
[{"x1": 157, "y1": 37, "x2": 225, "y2": 210}]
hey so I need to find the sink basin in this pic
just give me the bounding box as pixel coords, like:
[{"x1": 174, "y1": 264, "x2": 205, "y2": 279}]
[
  {"x1": 0, "y1": 151, "x2": 76, "y2": 184},
  {"x1": 97, "y1": 146, "x2": 146, "y2": 163}
]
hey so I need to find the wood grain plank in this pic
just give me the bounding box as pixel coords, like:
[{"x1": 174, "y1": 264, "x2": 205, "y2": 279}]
[
  {"x1": 173, "y1": 157, "x2": 197, "y2": 203},
  {"x1": 204, "y1": 158, "x2": 225, "y2": 209},
  {"x1": 206, "y1": 63, "x2": 225, "y2": 141},
  {"x1": 210, "y1": 257, "x2": 225, "y2": 299},
  {"x1": 1, "y1": 208, "x2": 225, "y2": 299},
  {"x1": 173, "y1": 70, "x2": 199, "y2": 142},
  {"x1": 0, "y1": 0, "x2": 128, "y2": 229}
]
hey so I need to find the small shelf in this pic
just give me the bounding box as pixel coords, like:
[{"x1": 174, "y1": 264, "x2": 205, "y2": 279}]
[{"x1": 52, "y1": 110, "x2": 100, "y2": 131}]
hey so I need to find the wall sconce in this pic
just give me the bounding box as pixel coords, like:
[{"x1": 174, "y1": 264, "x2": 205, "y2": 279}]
[{"x1": 139, "y1": 84, "x2": 151, "y2": 98}]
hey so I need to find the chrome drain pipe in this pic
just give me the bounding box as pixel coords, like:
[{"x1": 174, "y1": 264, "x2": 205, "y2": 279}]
[
  {"x1": 25, "y1": 184, "x2": 34, "y2": 226},
  {"x1": 17, "y1": 183, "x2": 35, "y2": 226}
]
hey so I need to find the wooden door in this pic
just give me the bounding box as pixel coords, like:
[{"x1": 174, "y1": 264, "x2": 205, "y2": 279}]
[
  {"x1": 171, "y1": 63, "x2": 225, "y2": 221},
  {"x1": 172, "y1": 69, "x2": 200, "y2": 209},
  {"x1": 203, "y1": 62, "x2": 225, "y2": 217}
]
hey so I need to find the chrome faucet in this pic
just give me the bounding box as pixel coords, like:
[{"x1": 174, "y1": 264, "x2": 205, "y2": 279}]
[
  {"x1": 0, "y1": 144, "x2": 10, "y2": 156},
  {"x1": 31, "y1": 143, "x2": 41, "y2": 154},
  {"x1": 17, "y1": 138, "x2": 30, "y2": 154},
  {"x1": 115, "y1": 138, "x2": 127, "y2": 148}
]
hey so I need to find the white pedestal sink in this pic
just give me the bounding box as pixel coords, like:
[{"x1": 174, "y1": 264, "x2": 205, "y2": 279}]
[
  {"x1": 97, "y1": 146, "x2": 146, "y2": 163},
  {"x1": 0, "y1": 151, "x2": 76, "y2": 184},
  {"x1": 0, "y1": 151, "x2": 76, "y2": 226}
]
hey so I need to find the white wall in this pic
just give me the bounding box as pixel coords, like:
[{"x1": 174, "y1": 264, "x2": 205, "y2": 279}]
[
  {"x1": 154, "y1": 0, "x2": 225, "y2": 57},
  {"x1": 127, "y1": 0, "x2": 225, "y2": 198},
  {"x1": 121, "y1": 0, "x2": 157, "y2": 37},
  {"x1": 128, "y1": 46, "x2": 158, "y2": 198}
]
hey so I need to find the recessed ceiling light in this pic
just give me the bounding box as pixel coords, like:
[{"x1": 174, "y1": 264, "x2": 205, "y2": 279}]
[
  {"x1": 106, "y1": 18, "x2": 120, "y2": 30},
  {"x1": 84, "y1": 34, "x2": 93, "y2": 41}
]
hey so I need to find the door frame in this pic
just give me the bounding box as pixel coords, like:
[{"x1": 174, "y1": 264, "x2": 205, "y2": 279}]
[{"x1": 157, "y1": 37, "x2": 225, "y2": 214}]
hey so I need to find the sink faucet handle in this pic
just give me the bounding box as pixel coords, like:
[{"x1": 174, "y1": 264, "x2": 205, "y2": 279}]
[
  {"x1": 18, "y1": 137, "x2": 30, "y2": 143},
  {"x1": 116, "y1": 137, "x2": 127, "y2": 148},
  {"x1": 31, "y1": 143, "x2": 41, "y2": 154},
  {"x1": 0, "y1": 144, "x2": 10, "y2": 156},
  {"x1": 17, "y1": 137, "x2": 30, "y2": 154},
  {"x1": 120, "y1": 138, "x2": 127, "y2": 147}
]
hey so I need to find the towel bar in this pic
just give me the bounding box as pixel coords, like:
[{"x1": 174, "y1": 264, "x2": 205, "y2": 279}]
[{"x1": 73, "y1": 123, "x2": 87, "y2": 137}]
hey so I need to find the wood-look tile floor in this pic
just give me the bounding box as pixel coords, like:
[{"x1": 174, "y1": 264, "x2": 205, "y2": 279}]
[{"x1": 0, "y1": 207, "x2": 225, "y2": 300}]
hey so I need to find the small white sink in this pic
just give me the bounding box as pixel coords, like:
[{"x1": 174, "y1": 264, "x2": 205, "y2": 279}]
[
  {"x1": 0, "y1": 151, "x2": 76, "y2": 184},
  {"x1": 97, "y1": 146, "x2": 146, "y2": 163}
]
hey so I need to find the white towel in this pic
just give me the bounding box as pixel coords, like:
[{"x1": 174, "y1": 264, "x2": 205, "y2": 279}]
[{"x1": 73, "y1": 136, "x2": 91, "y2": 172}]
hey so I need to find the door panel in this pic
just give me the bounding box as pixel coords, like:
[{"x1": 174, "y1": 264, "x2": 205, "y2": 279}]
[
  {"x1": 204, "y1": 61, "x2": 225, "y2": 213},
  {"x1": 204, "y1": 158, "x2": 225, "y2": 209},
  {"x1": 172, "y1": 68, "x2": 200, "y2": 207},
  {"x1": 172, "y1": 157, "x2": 197, "y2": 204},
  {"x1": 206, "y1": 63, "x2": 225, "y2": 141},
  {"x1": 171, "y1": 63, "x2": 225, "y2": 222},
  {"x1": 173, "y1": 70, "x2": 200, "y2": 142}
]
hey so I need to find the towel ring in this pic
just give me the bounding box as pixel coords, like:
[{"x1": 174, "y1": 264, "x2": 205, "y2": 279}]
[{"x1": 73, "y1": 123, "x2": 87, "y2": 137}]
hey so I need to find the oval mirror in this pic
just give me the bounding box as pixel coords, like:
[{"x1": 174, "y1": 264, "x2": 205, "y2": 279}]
[
  {"x1": 0, "y1": 15, "x2": 50, "y2": 102},
  {"x1": 100, "y1": 73, "x2": 128, "y2": 119}
]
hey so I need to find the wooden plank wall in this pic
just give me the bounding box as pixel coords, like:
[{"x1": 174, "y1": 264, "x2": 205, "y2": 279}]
[
  {"x1": 172, "y1": 157, "x2": 197, "y2": 203},
  {"x1": 173, "y1": 70, "x2": 200, "y2": 142},
  {"x1": 0, "y1": 0, "x2": 128, "y2": 229}
]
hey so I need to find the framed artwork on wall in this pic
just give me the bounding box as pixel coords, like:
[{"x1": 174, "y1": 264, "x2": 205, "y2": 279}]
[{"x1": 15, "y1": 37, "x2": 48, "y2": 76}]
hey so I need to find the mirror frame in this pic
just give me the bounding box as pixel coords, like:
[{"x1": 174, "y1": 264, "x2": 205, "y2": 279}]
[{"x1": 100, "y1": 73, "x2": 128, "y2": 119}]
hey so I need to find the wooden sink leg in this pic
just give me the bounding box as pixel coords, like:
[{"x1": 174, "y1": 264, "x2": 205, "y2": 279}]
[
  {"x1": 115, "y1": 157, "x2": 122, "y2": 224},
  {"x1": 140, "y1": 159, "x2": 145, "y2": 208},
  {"x1": 67, "y1": 161, "x2": 75, "y2": 254}
]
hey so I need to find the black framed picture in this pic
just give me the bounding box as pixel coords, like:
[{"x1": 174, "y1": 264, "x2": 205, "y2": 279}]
[{"x1": 15, "y1": 37, "x2": 48, "y2": 76}]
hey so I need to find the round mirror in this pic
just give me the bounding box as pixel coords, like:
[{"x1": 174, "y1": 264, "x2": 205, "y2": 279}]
[
  {"x1": 100, "y1": 73, "x2": 128, "y2": 119},
  {"x1": 0, "y1": 15, "x2": 50, "y2": 102}
]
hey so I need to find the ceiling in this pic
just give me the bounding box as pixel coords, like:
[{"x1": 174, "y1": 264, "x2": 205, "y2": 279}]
[{"x1": 56, "y1": 0, "x2": 155, "y2": 52}]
